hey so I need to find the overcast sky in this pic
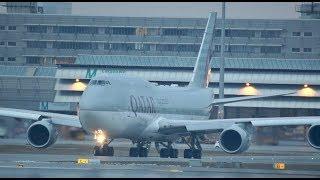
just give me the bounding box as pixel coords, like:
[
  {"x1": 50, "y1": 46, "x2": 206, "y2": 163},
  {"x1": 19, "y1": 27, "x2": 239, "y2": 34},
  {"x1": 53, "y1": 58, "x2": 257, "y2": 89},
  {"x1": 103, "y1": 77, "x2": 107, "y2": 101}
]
[{"x1": 72, "y1": 2, "x2": 302, "y2": 19}]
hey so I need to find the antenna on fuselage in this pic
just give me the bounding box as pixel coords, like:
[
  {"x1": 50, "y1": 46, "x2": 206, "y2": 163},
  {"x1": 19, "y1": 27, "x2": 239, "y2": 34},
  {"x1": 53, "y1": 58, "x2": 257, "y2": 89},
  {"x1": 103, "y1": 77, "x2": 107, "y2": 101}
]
[{"x1": 188, "y1": 12, "x2": 217, "y2": 89}]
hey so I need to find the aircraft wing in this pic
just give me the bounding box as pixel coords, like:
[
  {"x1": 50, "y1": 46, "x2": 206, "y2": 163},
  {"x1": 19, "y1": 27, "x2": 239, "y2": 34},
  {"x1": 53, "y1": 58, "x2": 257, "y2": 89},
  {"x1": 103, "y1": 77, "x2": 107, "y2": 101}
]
[
  {"x1": 0, "y1": 107, "x2": 81, "y2": 128},
  {"x1": 211, "y1": 91, "x2": 296, "y2": 106},
  {"x1": 155, "y1": 91, "x2": 304, "y2": 135},
  {"x1": 157, "y1": 116, "x2": 320, "y2": 135}
]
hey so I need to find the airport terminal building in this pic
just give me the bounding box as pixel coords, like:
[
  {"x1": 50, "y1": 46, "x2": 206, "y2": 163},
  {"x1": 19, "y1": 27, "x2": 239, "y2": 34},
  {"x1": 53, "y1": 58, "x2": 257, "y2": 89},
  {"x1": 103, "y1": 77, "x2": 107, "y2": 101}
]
[
  {"x1": 0, "y1": 2, "x2": 319, "y2": 140},
  {"x1": 0, "y1": 12, "x2": 320, "y2": 65}
]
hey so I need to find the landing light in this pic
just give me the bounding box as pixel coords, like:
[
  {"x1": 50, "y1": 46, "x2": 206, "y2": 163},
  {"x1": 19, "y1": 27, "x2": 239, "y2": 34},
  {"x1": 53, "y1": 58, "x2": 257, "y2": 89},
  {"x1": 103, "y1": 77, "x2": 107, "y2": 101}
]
[
  {"x1": 245, "y1": 83, "x2": 250, "y2": 87},
  {"x1": 304, "y1": 84, "x2": 308, "y2": 88},
  {"x1": 76, "y1": 78, "x2": 80, "y2": 82},
  {"x1": 94, "y1": 130, "x2": 106, "y2": 144}
]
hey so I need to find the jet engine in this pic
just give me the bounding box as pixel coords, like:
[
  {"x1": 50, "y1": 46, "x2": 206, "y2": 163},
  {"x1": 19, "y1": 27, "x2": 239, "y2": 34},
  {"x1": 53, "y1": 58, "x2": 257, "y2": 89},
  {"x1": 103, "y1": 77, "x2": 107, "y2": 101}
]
[
  {"x1": 219, "y1": 124, "x2": 251, "y2": 154},
  {"x1": 27, "y1": 120, "x2": 58, "y2": 148},
  {"x1": 307, "y1": 124, "x2": 320, "y2": 149}
]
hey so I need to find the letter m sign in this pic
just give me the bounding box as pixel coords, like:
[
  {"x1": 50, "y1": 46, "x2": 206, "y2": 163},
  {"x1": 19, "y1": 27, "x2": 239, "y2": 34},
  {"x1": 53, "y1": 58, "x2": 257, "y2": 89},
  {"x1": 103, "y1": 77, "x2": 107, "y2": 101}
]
[{"x1": 86, "y1": 69, "x2": 97, "y2": 78}]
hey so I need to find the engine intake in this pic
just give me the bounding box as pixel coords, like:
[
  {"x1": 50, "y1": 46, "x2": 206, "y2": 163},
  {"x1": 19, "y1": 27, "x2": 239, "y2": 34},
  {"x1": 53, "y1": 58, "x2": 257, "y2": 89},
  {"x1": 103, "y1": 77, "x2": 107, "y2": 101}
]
[
  {"x1": 307, "y1": 124, "x2": 320, "y2": 149},
  {"x1": 219, "y1": 124, "x2": 251, "y2": 154},
  {"x1": 27, "y1": 120, "x2": 58, "y2": 148}
]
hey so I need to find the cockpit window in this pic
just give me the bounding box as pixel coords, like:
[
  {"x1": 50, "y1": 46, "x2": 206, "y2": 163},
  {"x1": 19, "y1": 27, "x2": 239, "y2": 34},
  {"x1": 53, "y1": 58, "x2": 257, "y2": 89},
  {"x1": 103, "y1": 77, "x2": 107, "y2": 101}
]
[
  {"x1": 90, "y1": 80, "x2": 97, "y2": 85},
  {"x1": 89, "y1": 80, "x2": 111, "y2": 86},
  {"x1": 97, "y1": 80, "x2": 105, "y2": 86}
]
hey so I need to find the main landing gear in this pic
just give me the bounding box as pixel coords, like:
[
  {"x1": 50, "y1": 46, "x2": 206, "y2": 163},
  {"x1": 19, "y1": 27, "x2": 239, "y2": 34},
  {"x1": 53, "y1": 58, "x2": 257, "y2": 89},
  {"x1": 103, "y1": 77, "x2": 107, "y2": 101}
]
[
  {"x1": 93, "y1": 134, "x2": 203, "y2": 159},
  {"x1": 182, "y1": 133, "x2": 202, "y2": 159},
  {"x1": 156, "y1": 142, "x2": 179, "y2": 158},
  {"x1": 129, "y1": 141, "x2": 150, "y2": 157},
  {"x1": 156, "y1": 134, "x2": 202, "y2": 159},
  {"x1": 93, "y1": 139, "x2": 114, "y2": 156}
]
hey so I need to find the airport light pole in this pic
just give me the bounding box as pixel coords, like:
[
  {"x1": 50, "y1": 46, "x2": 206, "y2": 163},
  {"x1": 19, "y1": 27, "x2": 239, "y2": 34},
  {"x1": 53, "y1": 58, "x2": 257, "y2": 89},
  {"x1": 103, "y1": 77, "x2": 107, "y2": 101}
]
[{"x1": 218, "y1": 2, "x2": 226, "y2": 119}]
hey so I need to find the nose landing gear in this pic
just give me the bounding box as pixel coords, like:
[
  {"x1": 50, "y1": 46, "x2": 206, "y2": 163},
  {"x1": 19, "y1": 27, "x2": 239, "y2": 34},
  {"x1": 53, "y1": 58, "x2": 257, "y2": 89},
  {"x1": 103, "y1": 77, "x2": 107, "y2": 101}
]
[{"x1": 93, "y1": 139, "x2": 114, "y2": 156}]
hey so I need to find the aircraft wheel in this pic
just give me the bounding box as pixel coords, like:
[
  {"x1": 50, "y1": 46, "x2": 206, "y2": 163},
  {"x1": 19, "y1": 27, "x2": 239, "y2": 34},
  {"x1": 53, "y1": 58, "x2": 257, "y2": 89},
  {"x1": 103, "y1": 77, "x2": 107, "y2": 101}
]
[
  {"x1": 192, "y1": 149, "x2": 202, "y2": 159},
  {"x1": 129, "y1": 147, "x2": 139, "y2": 157},
  {"x1": 93, "y1": 145, "x2": 101, "y2": 156},
  {"x1": 101, "y1": 145, "x2": 114, "y2": 156},
  {"x1": 139, "y1": 147, "x2": 148, "y2": 157},
  {"x1": 183, "y1": 149, "x2": 193, "y2": 159},
  {"x1": 159, "y1": 148, "x2": 170, "y2": 158},
  {"x1": 169, "y1": 149, "x2": 178, "y2": 158}
]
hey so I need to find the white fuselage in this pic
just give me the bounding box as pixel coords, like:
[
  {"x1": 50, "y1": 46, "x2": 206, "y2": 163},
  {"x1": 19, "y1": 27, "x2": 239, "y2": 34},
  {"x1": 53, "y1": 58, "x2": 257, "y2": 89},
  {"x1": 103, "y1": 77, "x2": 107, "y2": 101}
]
[{"x1": 78, "y1": 74, "x2": 213, "y2": 142}]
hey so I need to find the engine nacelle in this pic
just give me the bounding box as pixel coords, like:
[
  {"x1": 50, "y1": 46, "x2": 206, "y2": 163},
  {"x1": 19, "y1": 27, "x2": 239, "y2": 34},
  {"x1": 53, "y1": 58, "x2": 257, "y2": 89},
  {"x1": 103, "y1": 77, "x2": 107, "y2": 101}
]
[
  {"x1": 27, "y1": 120, "x2": 58, "y2": 148},
  {"x1": 307, "y1": 124, "x2": 320, "y2": 149},
  {"x1": 219, "y1": 124, "x2": 251, "y2": 154}
]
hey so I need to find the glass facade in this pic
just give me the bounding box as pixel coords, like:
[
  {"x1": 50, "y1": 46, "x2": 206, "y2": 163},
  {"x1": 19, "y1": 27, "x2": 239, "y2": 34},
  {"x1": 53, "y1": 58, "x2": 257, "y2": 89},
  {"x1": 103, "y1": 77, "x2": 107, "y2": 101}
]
[
  {"x1": 52, "y1": 26, "x2": 99, "y2": 34},
  {"x1": 261, "y1": 46, "x2": 282, "y2": 54},
  {"x1": 0, "y1": 13, "x2": 318, "y2": 66},
  {"x1": 27, "y1": 41, "x2": 47, "y2": 48},
  {"x1": 26, "y1": 56, "x2": 41, "y2": 64},
  {"x1": 52, "y1": 42, "x2": 98, "y2": 50},
  {"x1": 27, "y1": 25, "x2": 47, "y2": 33}
]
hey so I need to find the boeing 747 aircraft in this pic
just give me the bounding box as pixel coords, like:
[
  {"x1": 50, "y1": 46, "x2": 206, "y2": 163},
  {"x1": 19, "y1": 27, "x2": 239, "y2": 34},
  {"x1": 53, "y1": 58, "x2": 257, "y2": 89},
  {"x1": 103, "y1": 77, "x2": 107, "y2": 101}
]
[{"x1": 0, "y1": 12, "x2": 319, "y2": 159}]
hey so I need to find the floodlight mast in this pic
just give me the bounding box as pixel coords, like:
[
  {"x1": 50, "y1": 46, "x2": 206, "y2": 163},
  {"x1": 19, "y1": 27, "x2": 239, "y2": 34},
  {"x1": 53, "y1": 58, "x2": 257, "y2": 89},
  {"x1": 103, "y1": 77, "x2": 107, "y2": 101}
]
[{"x1": 218, "y1": 2, "x2": 226, "y2": 119}]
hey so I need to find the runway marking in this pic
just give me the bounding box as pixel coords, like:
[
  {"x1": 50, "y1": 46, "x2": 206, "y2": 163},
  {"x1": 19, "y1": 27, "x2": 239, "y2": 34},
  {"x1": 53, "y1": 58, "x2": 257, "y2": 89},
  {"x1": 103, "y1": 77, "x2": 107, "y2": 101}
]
[
  {"x1": 49, "y1": 147, "x2": 79, "y2": 150},
  {"x1": 0, "y1": 163, "x2": 319, "y2": 177},
  {"x1": 169, "y1": 169, "x2": 183, "y2": 173},
  {"x1": 0, "y1": 165, "x2": 94, "y2": 171}
]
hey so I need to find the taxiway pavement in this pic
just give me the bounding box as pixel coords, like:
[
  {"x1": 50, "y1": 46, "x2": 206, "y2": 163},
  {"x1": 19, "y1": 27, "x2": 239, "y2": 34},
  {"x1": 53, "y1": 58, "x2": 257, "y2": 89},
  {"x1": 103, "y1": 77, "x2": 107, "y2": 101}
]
[{"x1": 0, "y1": 138, "x2": 319, "y2": 178}]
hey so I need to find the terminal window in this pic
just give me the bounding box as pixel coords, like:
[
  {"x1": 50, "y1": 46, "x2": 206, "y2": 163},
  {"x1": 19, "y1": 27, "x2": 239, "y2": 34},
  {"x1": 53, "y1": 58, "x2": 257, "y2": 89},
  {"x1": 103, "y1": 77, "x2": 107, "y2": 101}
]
[
  {"x1": 260, "y1": 30, "x2": 281, "y2": 38},
  {"x1": 214, "y1": 29, "x2": 221, "y2": 37},
  {"x1": 146, "y1": 28, "x2": 161, "y2": 36},
  {"x1": 104, "y1": 43, "x2": 111, "y2": 50},
  {"x1": 156, "y1": 44, "x2": 176, "y2": 51},
  {"x1": 53, "y1": 26, "x2": 98, "y2": 34},
  {"x1": 228, "y1": 45, "x2": 256, "y2": 53},
  {"x1": 53, "y1": 42, "x2": 98, "y2": 50},
  {"x1": 161, "y1": 28, "x2": 203, "y2": 37},
  {"x1": 292, "y1": 48, "x2": 300, "y2": 52},
  {"x1": 136, "y1": 27, "x2": 148, "y2": 36},
  {"x1": 27, "y1": 41, "x2": 47, "y2": 48},
  {"x1": 304, "y1": 32, "x2": 312, "y2": 36},
  {"x1": 8, "y1": 57, "x2": 16, "y2": 61},
  {"x1": 0, "y1": 57, "x2": 4, "y2": 61},
  {"x1": 7, "y1": 42, "x2": 16, "y2": 46},
  {"x1": 155, "y1": 44, "x2": 200, "y2": 52},
  {"x1": 177, "y1": 44, "x2": 200, "y2": 52},
  {"x1": 111, "y1": 43, "x2": 135, "y2": 51},
  {"x1": 112, "y1": 27, "x2": 135, "y2": 35},
  {"x1": 8, "y1": 26, "x2": 16, "y2": 30},
  {"x1": 26, "y1": 57, "x2": 41, "y2": 64},
  {"x1": 105, "y1": 27, "x2": 112, "y2": 35},
  {"x1": 214, "y1": 45, "x2": 231, "y2": 52},
  {"x1": 260, "y1": 46, "x2": 281, "y2": 54},
  {"x1": 162, "y1": 28, "x2": 187, "y2": 36},
  {"x1": 0, "y1": 26, "x2": 5, "y2": 30},
  {"x1": 27, "y1": 25, "x2": 47, "y2": 33},
  {"x1": 135, "y1": 43, "x2": 151, "y2": 51},
  {"x1": 303, "y1": 48, "x2": 312, "y2": 52},
  {"x1": 292, "y1": 32, "x2": 301, "y2": 36},
  {"x1": 225, "y1": 29, "x2": 255, "y2": 38},
  {"x1": 0, "y1": 42, "x2": 4, "y2": 46}
]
